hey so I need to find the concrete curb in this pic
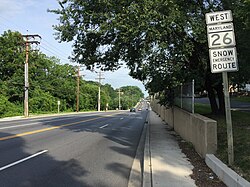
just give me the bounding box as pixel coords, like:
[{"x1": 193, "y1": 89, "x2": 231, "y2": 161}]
[
  {"x1": 205, "y1": 154, "x2": 250, "y2": 187},
  {"x1": 142, "y1": 120, "x2": 151, "y2": 187},
  {"x1": 128, "y1": 112, "x2": 149, "y2": 187}
]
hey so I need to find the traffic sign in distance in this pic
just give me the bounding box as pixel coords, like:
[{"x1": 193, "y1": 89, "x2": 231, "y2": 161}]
[
  {"x1": 206, "y1": 10, "x2": 233, "y2": 25},
  {"x1": 209, "y1": 47, "x2": 238, "y2": 73},
  {"x1": 208, "y1": 31, "x2": 236, "y2": 48}
]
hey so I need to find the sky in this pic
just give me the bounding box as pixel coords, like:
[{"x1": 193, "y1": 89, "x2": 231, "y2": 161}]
[{"x1": 0, "y1": 0, "x2": 148, "y2": 96}]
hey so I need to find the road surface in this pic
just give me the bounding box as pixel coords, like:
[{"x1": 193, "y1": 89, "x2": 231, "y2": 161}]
[{"x1": 0, "y1": 110, "x2": 148, "y2": 187}]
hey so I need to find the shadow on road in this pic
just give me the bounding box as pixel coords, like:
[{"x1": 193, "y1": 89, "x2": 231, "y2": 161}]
[
  {"x1": 0, "y1": 111, "x2": 148, "y2": 186},
  {"x1": 0, "y1": 132, "x2": 90, "y2": 187}
]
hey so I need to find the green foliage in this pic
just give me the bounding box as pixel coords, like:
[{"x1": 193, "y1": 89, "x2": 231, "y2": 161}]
[
  {"x1": 0, "y1": 30, "x2": 144, "y2": 117},
  {"x1": 0, "y1": 95, "x2": 22, "y2": 117},
  {"x1": 29, "y1": 88, "x2": 58, "y2": 113},
  {"x1": 118, "y1": 86, "x2": 144, "y2": 109},
  {"x1": 50, "y1": 0, "x2": 250, "y2": 114}
]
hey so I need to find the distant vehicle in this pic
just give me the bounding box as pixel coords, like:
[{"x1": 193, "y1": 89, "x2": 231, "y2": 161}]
[
  {"x1": 130, "y1": 108, "x2": 136, "y2": 112},
  {"x1": 138, "y1": 108, "x2": 142, "y2": 111}
]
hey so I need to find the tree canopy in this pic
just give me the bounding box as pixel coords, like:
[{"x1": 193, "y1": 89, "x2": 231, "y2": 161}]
[
  {"x1": 0, "y1": 30, "x2": 144, "y2": 117},
  {"x1": 50, "y1": 0, "x2": 250, "y2": 114}
]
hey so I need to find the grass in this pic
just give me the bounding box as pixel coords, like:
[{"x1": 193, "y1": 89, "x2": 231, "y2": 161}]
[
  {"x1": 195, "y1": 103, "x2": 250, "y2": 182},
  {"x1": 232, "y1": 95, "x2": 250, "y2": 103}
]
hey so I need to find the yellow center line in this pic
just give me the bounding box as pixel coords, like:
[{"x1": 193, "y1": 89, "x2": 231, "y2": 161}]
[{"x1": 0, "y1": 113, "x2": 121, "y2": 141}]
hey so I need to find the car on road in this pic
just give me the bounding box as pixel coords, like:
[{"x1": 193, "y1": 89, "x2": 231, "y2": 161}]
[{"x1": 130, "y1": 108, "x2": 136, "y2": 112}]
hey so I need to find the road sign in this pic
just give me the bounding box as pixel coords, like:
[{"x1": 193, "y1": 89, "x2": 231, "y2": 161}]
[
  {"x1": 205, "y1": 10, "x2": 233, "y2": 25},
  {"x1": 207, "y1": 23, "x2": 234, "y2": 33},
  {"x1": 206, "y1": 10, "x2": 236, "y2": 166},
  {"x1": 209, "y1": 47, "x2": 238, "y2": 73},
  {"x1": 208, "y1": 30, "x2": 236, "y2": 48}
]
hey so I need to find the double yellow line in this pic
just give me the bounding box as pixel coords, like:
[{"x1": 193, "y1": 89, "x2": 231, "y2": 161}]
[{"x1": 0, "y1": 113, "x2": 117, "y2": 141}]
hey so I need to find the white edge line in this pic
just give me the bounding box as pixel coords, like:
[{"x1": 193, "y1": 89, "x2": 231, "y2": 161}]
[
  {"x1": 0, "y1": 113, "x2": 103, "y2": 130},
  {"x1": 0, "y1": 123, "x2": 40, "y2": 130},
  {"x1": 0, "y1": 150, "x2": 48, "y2": 172},
  {"x1": 99, "y1": 124, "x2": 109, "y2": 129}
]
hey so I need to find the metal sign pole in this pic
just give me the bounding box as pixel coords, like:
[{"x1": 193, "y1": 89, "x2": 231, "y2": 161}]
[{"x1": 222, "y1": 72, "x2": 234, "y2": 165}]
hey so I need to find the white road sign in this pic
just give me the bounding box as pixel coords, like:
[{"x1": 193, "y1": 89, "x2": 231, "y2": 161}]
[
  {"x1": 209, "y1": 47, "x2": 238, "y2": 73},
  {"x1": 208, "y1": 31, "x2": 235, "y2": 48},
  {"x1": 207, "y1": 23, "x2": 234, "y2": 33},
  {"x1": 206, "y1": 10, "x2": 233, "y2": 25}
]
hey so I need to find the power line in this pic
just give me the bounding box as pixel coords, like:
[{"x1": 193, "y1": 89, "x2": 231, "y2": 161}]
[
  {"x1": 39, "y1": 45, "x2": 70, "y2": 63},
  {"x1": 0, "y1": 15, "x2": 71, "y2": 64},
  {"x1": 42, "y1": 38, "x2": 70, "y2": 58},
  {"x1": 40, "y1": 43, "x2": 69, "y2": 60}
]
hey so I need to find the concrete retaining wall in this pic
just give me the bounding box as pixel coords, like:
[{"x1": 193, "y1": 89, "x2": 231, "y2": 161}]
[{"x1": 151, "y1": 100, "x2": 217, "y2": 158}]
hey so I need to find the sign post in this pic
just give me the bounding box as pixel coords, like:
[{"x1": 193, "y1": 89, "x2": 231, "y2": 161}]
[
  {"x1": 222, "y1": 72, "x2": 234, "y2": 165},
  {"x1": 206, "y1": 10, "x2": 237, "y2": 165}
]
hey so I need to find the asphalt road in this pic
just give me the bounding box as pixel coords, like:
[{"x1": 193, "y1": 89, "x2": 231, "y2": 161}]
[{"x1": 0, "y1": 110, "x2": 148, "y2": 187}]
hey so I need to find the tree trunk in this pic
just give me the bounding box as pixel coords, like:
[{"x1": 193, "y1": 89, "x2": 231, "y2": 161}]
[
  {"x1": 207, "y1": 88, "x2": 219, "y2": 114},
  {"x1": 205, "y1": 74, "x2": 219, "y2": 114},
  {"x1": 215, "y1": 83, "x2": 225, "y2": 114}
]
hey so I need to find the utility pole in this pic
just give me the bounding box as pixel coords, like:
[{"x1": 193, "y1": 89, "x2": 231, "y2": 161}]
[
  {"x1": 76, "y1": 66, "x2": 80, "y2": 112},
  {"x1": 22, "y1": 34, "x2": 41, "y2": 117},
  {"x1": 118, "y1": 89, "x2": 121, "y2": 110},
  {"x1": 117, "y1": 88, "x2": 123, "y2": 110},
  {"x1": 76, "y1": 65, "x2": 84, "y2": 112},
  {"x1": 95, "y1": 71, "x2": 104, "y2": 111}
]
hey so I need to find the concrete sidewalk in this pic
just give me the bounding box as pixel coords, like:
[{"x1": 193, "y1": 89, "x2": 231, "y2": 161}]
[{"x1": 143, "y1": 111, "x2": 196, "y2": 187}]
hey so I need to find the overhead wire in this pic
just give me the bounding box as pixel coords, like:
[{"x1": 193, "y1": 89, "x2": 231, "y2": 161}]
[
  {"x1": 0, "y1": 14, "x2": 71, "y2": 64},
  {"x1": 0, "y1": 15, "x2": 141, "y2": 88},
  {"x1": 41, "y1": 38, "x2": 70, "y2": 58},
  {"x1": 39, "y1": 45, "x2": 70, "y2": 64},
  {"x1": 40, "y1": 42, "x2": 70, "y2": 61}
]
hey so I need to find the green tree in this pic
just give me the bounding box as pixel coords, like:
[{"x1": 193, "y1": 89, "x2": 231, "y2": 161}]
[
  {"x1": 119, "y1": 86, "x2": 144, "y2": 109},
  {"x1": 0, "y1": 30, "x2": 25, "y2": 103},
  {"x1": 1, "y1": 30, "x2": 134, "y2": 116},
  {"x1": 80, "y1": 82, "x2": 98, "y2": 110},
  {"x1": 0, "y1": 94, "x2": 22, "y2": 117},
  {"x1": 50, "y1": 0, "x2": 250, "y2": 114},
  {"x1": 29, "y1": 88, "x2": 58, "y2": 113}
]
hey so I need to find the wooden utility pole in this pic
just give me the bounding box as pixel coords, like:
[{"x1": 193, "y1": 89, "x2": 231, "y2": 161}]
[
  {"x1": 22, "y1": 34, "x2": 41, "y2": 117},
  {"x1": 223, "y1": 72, "x2": 234, "y2": 165},
  {"x1": 76, "y1": 66, "x2": 84, "y2": 112},
  {"x1": 95, "y1": 71, "x2": 104, "y2": 111},
  {"x1": 76, "y1": 66, "x2": 80, "y2": 112}
]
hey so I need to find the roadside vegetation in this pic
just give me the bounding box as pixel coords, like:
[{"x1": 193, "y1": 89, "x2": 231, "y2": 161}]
[
  {"x1": 195, "y1": 101, "x2": 250, "y2": 181},
  {"x1": 49, "y1": 0, "x2": 250, "y2": 115},
  {"x1": 0, "y1": 31, "x2": 144, "y2": 118}
]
